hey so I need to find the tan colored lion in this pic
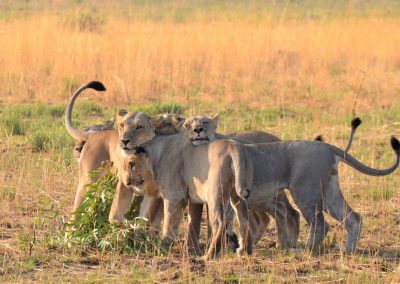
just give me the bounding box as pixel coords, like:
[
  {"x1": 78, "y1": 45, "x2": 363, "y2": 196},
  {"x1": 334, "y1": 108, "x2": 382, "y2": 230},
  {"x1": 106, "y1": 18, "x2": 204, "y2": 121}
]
[{"x1": 64, "y1": 81, "x2": 183, "y2": 216}]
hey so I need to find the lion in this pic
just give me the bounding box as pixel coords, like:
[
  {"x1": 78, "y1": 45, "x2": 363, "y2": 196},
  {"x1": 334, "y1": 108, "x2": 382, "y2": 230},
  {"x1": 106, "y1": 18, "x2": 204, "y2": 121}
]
[
  {"x1": 73, "y1": 118, "x2": 115, "y2": 161},
  {"x1": 180, "y1": 114, "x2": 362, "y2": 249},
  {"x1": 119, "y1": 116, "x2": 361, "y2": 253},
  {"x1": 110, "y1": 113, "x2": 396, "y2": 258},
  {"x1": 204, "y1": 123, "x2": 399, "y2": 254},
  {"x1": 64, "y1": 81, "x2": 183, "y2": 215},
  {"x1": 112, "y1": 112, "x2": 303, "y2": 252},
  {"x1": 110, "y1": 132, "x2": 254, "y2": 259}
]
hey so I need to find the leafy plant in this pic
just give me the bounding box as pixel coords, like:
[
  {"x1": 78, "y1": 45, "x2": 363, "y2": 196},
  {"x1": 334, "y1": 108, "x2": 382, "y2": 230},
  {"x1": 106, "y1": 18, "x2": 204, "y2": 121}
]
[{"x1": 55, "y1": 167, "x2": 166, "y2": 255}]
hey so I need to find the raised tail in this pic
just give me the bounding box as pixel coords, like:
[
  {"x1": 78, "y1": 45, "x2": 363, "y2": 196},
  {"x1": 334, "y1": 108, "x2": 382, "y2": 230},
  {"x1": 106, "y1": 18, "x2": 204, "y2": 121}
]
[
  {"x1": 314, "y1": 117, "x2": 362, "y2": 154},
  {"x1": 328, "y1": 136, "x2": 400, "y2": 176},
  {"x1": 64, "y1": 81, "x2": 106, "y2": 141},
  {"x1": 345, "y1": 117, "x2": 362, "y2": 153},
  {"x1": 229, "y1": 141, "x2": 252, "y2": 199}
]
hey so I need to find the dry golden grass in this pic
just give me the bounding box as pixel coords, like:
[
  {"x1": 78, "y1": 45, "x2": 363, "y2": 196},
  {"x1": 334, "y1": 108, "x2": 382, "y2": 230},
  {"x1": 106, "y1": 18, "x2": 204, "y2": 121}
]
[{"x1": 0, "y1": 11, "x2": 399, "y2": 112}]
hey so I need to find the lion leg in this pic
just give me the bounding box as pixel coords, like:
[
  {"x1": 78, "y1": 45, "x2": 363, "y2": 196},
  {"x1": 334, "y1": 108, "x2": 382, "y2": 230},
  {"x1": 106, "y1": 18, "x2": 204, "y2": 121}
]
[
  {"x1": 264, "y1": 192, "x2": 300, "y2": 248},
  {"x1": 187, "y1": 202, "x2": 203, "y2": 255},
  {"x1": 71, "y1": 174, "x2": 98, "y2": 221},
  {"x1": 225, "y1": 202, "x2": 240, "y2": 251},
  {"x1": 139, "y1": 195, "x2": 163, "y2": 228},
  {"x1": 72, "y1": 181, "x2": 88, "y2": 214},
  {"x1": 323, "y1": 175, "x2": 362, "y2": 253},
  {"x1": 109, "y1": 181, "x2": 134, "y2": 224},
  {"x1": 204, "y1": 189, "x2": 230, "y2": 260},
  {"x1": 250, "y1": 205, "x2": 270, "y2": 245},
  {"x1": 284, "y1": 198, "x2": 301, "y2": 248},
  {"x1": 231, "y1": 195, "x2": 253, "y2": 256},
  {"x1": 290, "y1": 185, "x2": 329, "y2": 252},
  {"x1": 162, "y1": 198, "x2": 185, "y2": 245},
  {"x1": 149, "y1": 197, "x2": 164, "y2": 230}
]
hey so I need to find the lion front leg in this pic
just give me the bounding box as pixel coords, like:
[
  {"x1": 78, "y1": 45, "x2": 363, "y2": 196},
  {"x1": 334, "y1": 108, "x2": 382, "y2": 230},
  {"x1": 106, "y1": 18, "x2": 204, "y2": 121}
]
[
  {"x1": 161, "y1": 198, "x2": 186, "y2": 248},
  {"x1": 109, "y1": 181, "x2": 134, "y2": 225},
  {"x1": 139, "y1": 195, "x2": 164, "y2": 237},
  {"x1": 187, "y1": 202, "x2": 203, "y2": 255}
]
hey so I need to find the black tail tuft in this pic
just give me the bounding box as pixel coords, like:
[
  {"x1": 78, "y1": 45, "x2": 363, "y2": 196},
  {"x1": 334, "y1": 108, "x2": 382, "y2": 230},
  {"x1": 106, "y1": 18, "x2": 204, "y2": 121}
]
[
  {"x1": 86, "y1": 81, "x2": 106, "y2": 92},
  {"x1": 390, "y1": 136, "x2": 400, "y2": 154},
  {"x1": 314, "y1": 135, "x2": 324, "y2": 142},
  {"x1": 351, "y1": 117, "x2": 362, "y2": 129}
]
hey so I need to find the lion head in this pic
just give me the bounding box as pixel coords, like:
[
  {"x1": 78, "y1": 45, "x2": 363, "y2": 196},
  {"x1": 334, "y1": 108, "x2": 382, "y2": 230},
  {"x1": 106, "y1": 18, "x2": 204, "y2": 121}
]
[
  {"x1": 117, "y1": 110, "x2": 185, "y2": 151},
  {"x1": 154, "y1": 113, "x2": 185, "y2": 135},
  {"x1": 120, "y1": 147, "x2": 158, "y2": 196},
  {"x1": 182, "y1": 114, "x2": 219, "y2": 145},
  {"x1": 117, "y1": 110, "x2": 159, "y2": 151}
]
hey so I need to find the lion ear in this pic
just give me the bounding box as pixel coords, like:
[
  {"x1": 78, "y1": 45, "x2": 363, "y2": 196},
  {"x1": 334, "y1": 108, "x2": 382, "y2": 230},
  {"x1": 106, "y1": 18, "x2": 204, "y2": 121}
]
[
  {"x1": 149, "y1": 115, "x2": 164, "y2": 128},
  {"x1": 210, "y1": 113, "x2": 220, "y2": 126},
  {"x1": 172, "y1": 115, "x2": 185, "y2": 126},
  {"x1": 117, "y1": 109, "x2": 128, "y2": 124}
]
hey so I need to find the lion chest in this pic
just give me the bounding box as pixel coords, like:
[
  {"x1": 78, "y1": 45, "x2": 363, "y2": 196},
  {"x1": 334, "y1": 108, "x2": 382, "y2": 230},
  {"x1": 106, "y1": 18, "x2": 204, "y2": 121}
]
[{"x1": 187, "y1": 176, "x2": 208, "y2": 204}]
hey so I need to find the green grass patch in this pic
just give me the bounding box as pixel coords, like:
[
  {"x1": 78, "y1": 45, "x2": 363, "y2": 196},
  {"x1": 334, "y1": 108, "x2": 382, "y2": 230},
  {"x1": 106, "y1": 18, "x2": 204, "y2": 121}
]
[
  {"x1": 368, "y1": 187, "x2": 395, "y2": 201},
  {"x1": 133, "y1": 102, "x2": 185, "y2": 116},
  {"x1": 76, "y1": 101, "x2": 103, "y2": 117},
  {"x1": 0, "y1": 114, "x2": 25, "y2": 135}
]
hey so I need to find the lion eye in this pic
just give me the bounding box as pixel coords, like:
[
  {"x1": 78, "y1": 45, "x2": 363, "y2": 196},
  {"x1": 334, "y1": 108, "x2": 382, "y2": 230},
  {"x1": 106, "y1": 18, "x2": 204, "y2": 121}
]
[
  {"x1": 203, "y1": 121, "x2": 209, "y2": 125},
  {"x1": 136, "y1": 125, "x2": 143, "y2": 130},
  {"x1": 119, "y1": 123, "x2": 124, "y2": 128}
]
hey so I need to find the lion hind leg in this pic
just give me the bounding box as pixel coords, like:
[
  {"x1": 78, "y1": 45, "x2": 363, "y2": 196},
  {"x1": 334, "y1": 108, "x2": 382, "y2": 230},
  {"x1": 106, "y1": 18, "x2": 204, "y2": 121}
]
[
  {"x1": 226, "y1": 202, "x2": 240, "y2": 252},
  {"x1": 290, "y1": 184, "x2": 329, "y2": 252},
  {"x1": 264, "y1": 192, "x2": 300, "y2": 248},
  {"x1": 323, "y1": 175, "x2": 362, "y2": 253},
  {"x1": 231, "y1": 195, "x2": 253, "y2": 256},
  {"x1": 251, "y1": 206, "x2": 270, "y2": 245}
]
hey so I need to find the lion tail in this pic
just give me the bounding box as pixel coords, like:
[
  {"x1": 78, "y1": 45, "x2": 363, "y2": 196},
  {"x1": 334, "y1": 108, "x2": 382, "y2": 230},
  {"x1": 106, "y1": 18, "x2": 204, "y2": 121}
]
[
  {"x1": 344, "y1": 117, "x2": 362, "y2": 153},
  {"x1": 329, "y1": 136, "x2": 400, "y2": 176},
  {"x1": 65, "y1": 81, "x2": 106, "y2": 141},
  {"x1": 229, "y1": 141, "x2": 252, "y2": 199}
]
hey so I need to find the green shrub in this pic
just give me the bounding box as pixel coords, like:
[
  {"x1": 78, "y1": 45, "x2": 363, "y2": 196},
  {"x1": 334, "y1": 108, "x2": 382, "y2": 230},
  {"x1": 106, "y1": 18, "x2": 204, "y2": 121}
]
[
  {"x1": 54, "y1": 169, "x2": 166, "y2": 255},
  {"x1": 134, "y1": 102, "x2": 185, "y2": 115},
  {"x1": 29, "y1": 131, "x2": 50, "y2": 151},
  {"x1": 0, "y1": 114, "x2": 25, "y2": 135},
  {"x1": 77, "y1": 101, "x2": 103, "y2": 117},
  {"x1": 34, "y1": 103, "x2": 64, "y2": 118}
]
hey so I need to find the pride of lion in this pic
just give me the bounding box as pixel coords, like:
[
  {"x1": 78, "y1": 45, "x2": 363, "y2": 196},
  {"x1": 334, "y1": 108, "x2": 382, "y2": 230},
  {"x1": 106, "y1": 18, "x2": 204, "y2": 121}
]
[{"x1": 65, "y1": 81, "x2": 399, "y2": 259}]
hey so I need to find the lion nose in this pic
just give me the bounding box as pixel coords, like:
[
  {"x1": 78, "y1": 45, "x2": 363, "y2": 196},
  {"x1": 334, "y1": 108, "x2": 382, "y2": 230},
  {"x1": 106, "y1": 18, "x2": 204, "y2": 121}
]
[
  {"x1": 194, "y1": 128, "x2": 203, "y2": 134},
  {"x1": 121, "y1": 139, "x2": 130, "y2": 146}
]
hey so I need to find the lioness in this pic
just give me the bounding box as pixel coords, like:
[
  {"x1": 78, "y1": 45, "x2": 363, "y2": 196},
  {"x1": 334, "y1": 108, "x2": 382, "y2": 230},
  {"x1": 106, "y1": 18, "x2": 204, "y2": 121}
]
[
  {"x1": 65, "y1": 81, "x2": 183, "y2": 215},
  {"x1": 115, "y1": 116, "x2": 361, "y2": 254},
  {"x1": 65, "y1": 82, "x2": 297, "y2": 250},
  {"x1": 113, "y1": 113, "x2": 397, "y2": 256},
  {"x1": 111, "y1": 131, "x2": 254, "y2": 259},
  {"x1": 113, "y1": 112, "x2": 302, "y2": 251},
  {"x1": 181, "y1": 115, "x2": 362, "y2": 247},
  {"x1": 215, "y1": 130, "x2": 400, "y2": 253},
  {"x1": 73, "y1": 119, "x2": 115, "y2": 161}
]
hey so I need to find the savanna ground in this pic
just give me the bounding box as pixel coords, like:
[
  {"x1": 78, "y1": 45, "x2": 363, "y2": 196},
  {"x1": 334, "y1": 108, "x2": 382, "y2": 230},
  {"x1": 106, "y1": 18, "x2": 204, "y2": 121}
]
[{"x1": 1, "y1": 0, "x2": 400, "y2": 282}]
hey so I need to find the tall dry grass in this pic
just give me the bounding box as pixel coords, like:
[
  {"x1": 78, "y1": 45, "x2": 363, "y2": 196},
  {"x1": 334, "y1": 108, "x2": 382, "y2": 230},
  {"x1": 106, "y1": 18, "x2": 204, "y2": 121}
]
[{"x1": 0, "y1": 13, "x2": 399, "y2": 112}]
